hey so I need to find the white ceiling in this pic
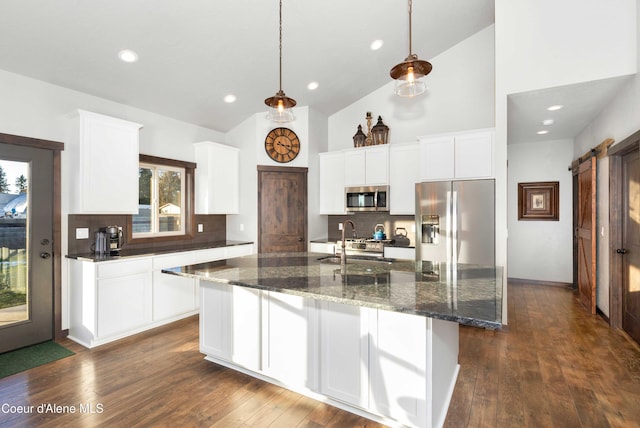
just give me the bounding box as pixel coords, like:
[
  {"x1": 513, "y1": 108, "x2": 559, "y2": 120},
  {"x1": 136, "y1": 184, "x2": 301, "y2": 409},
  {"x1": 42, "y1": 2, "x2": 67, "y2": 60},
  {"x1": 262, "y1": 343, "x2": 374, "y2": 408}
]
[
  {"x1": 0, "y1": 1, "x2": 628, "y2": 140},
  {"x1": 507, "y1": 76, "x2": 633, "y2": 145}
]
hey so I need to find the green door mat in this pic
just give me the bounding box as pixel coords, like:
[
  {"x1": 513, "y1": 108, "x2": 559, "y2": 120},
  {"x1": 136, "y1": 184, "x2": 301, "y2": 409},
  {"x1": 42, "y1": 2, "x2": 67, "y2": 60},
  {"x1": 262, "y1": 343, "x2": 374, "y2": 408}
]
[{"x1": 0, "y1": 341, "x2": 74, "y2": 379}]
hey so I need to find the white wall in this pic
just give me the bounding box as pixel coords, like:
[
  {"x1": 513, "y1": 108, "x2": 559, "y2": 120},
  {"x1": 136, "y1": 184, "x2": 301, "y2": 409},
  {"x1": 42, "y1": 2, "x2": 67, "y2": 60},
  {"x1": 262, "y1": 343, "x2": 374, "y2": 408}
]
[
  {"x1": 574, "y1": 1, "x2": 640, "y2": 316},
  {"x1": 328, "y1": 25, "x2": 495, "y2": 151},
  {"x1": 507, "y1": 139, "x2": 574, "y2": 283},
  {"x1": 0, "y1": 68, "x2": 226, "y2": 330},
  {"x1": 225, "y1": 106, "x2": 328, "y2": 244},
  {"x1": 497, "y1": 0, "x2": 636, "y2": 96}
]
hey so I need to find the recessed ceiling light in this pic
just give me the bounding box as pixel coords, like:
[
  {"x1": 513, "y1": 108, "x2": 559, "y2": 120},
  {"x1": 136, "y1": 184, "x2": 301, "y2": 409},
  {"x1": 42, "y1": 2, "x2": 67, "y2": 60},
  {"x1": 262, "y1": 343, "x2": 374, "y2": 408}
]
[
  {"x1": 537, "y1": 130, "x2": 549, "y2": 135},
  {"x1": 223, "y1": 94, "x2": 237, "y2": 103},
  {"x1": 542, "y1": 119, "x2": 554, "y2": 126},
  {"x1": 118, "y1": 50, "x2": 138, "y2": 63},
  {"x1": 370, "y1": 39, "x2": 384, "y2": 50},
  {"x1": 307, "y1": 81, "x2": 319, "y2": 91},
  {"x1": 547, "y1": 104, "x2": 563, "y2": 111}
]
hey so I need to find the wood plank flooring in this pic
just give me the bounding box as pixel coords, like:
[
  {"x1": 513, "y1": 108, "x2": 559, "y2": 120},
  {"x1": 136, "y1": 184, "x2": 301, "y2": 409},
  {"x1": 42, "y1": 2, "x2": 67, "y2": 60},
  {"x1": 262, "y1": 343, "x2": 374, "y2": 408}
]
[
  {"x1": 1, "y1": 281, "x2": 639, "y2": 427},
  {"x1": 445, "y1": 282, "x2": 640, "y2": 428}
]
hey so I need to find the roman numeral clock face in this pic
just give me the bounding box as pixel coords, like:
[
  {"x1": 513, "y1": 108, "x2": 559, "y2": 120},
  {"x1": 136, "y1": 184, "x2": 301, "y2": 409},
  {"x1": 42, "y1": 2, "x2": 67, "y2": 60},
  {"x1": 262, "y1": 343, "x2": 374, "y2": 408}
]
[{"x1": 265, "y1": 127, "x2": 300, "y2": 163}]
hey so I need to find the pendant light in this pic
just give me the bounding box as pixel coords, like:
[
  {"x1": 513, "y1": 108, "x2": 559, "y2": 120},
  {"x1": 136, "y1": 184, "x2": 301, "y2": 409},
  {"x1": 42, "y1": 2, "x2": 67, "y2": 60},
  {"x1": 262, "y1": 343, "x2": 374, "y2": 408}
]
[
  {"x1": 265, "y1": 0, "x2": 296, "y2": 122},
  {"x1": 390, "y1": 0, "x2": 432, "y2": 97}
]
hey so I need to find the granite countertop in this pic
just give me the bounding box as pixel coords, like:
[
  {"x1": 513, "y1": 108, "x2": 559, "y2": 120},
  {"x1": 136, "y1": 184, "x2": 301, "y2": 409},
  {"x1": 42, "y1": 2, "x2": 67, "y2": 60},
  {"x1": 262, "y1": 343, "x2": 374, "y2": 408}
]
[
  {"x1": 66, "y1": 240, "x2": 253, "y2": 262},
  {"x1": 163, "y1": 252, "x2": 502, "y2": 329}
]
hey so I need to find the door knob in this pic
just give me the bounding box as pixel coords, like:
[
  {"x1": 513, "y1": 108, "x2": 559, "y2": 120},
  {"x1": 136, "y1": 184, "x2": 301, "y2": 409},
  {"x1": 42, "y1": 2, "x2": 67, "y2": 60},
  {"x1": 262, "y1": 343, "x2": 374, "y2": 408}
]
[
  {"x1": 40, "y1": 252, "x2": 51, "y2": 259},
  {"x1": 298, "y1": 237, "x2": 304, "y2": 242},
  {"x1": 616, "y1": 248, "x2": 628, "y2": 254}
]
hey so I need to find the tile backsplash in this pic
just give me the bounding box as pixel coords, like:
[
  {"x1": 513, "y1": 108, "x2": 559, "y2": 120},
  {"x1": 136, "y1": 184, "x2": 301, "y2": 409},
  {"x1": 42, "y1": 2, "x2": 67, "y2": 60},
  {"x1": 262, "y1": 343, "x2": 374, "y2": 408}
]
[
  {"x1": 67, "y1": 214, "x2": 226, "y2": 255},
  {"x1": 327, "y1": 212, "x2": 415, "y2": 245}
]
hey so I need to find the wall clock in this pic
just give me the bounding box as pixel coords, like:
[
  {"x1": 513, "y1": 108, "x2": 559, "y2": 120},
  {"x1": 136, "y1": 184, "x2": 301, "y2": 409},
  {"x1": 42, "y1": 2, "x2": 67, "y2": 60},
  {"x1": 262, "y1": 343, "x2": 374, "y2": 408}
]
[{"x1": 265, "y1": 127, "x2": 300, "y2": 163}]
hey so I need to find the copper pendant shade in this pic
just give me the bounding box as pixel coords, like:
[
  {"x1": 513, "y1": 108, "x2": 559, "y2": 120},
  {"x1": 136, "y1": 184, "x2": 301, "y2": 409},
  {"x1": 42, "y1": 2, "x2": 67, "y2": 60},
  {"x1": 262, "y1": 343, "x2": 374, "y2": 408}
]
[
  {"x1": 265, "y1": 0, "x2": 296, "y2": 122},
  {"x1": 390, "y1": 0, "x2": 432, "y2": 97}
]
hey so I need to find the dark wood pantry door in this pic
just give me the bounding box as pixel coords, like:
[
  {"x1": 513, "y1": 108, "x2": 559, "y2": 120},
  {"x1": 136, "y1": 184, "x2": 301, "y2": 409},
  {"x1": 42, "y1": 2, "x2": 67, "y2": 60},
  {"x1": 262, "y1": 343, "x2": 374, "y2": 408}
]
[
  {"x1": 574, "y1": 156, "x2": 596, "y2": 315},
  {"x1": 620, "y1": 149, "x2": 640, "y2": 343},
  {"x1": 258, "y1": 166, "x2": 307, "y2": 253}
]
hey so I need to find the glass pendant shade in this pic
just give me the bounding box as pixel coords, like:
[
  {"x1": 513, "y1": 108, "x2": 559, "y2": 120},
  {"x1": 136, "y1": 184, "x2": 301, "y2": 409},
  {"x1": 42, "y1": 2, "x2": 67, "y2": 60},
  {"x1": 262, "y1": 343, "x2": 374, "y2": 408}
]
[
  {"x1": 390, "y1": 55, "x2": 432, "y2": 97},
  {"x1": 265, "y1": 90, "x2": 296, "y2": 122},
  {"x1": 390, "y1": 0, "x2": 432, "y2": 98}
]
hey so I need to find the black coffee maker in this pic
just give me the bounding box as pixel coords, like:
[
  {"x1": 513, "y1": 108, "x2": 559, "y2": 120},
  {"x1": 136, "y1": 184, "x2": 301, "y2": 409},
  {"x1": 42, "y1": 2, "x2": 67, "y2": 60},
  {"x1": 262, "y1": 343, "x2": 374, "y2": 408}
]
[{"x1": 104, "y1": 225, "x2": 124, "y2": 255}]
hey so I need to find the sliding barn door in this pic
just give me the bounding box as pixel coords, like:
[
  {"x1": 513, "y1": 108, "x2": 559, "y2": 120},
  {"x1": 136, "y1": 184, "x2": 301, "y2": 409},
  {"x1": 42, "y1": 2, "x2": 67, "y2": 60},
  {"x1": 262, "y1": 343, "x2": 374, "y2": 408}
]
[{"x1": 575, "y1": 157, "x2": 596, "y2": 315}]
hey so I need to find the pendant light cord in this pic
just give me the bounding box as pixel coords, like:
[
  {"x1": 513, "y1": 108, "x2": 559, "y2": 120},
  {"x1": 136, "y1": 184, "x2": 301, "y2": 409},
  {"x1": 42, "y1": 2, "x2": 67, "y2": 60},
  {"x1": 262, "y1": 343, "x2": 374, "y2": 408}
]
[
  {"x1": 279, "y1": 0, "x2": 283, "y2": 92},
  {"x1": 408, "y1": 0, "x2": 413, "y2": 56}
]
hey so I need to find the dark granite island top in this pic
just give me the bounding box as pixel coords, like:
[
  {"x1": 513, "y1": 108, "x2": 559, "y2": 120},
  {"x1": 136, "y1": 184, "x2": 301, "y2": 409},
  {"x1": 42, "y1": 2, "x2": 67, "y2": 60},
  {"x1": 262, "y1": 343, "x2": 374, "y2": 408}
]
[{"x1": 163, "y1": 251, "x2": 502, "y2": 329}]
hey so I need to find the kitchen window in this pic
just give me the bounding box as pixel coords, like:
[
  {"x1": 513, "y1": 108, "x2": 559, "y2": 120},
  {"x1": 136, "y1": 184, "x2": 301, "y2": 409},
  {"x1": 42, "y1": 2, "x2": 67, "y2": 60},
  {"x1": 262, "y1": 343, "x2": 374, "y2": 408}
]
[{"x1": 131, "y1": 155, "x2": 195, "y2": 240}]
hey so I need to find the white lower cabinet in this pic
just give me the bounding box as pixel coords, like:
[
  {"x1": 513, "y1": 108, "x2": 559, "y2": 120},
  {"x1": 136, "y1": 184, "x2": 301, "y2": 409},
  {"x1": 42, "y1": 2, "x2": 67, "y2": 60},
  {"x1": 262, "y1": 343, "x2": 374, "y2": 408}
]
[
  {"x1": 309, "y1": 242, "x2": 335, "y2": 254},
  {"x1": 152, "y1": 252, "x2": 196, "y2": 321},
  {"x1": 262, "y1": 291, "x2": 319, "y2": 391},
  {"x1": 199, "y1": 281, "x2": 262, "y2": 371},
  {"x1": 69, "y1": 257, "x2": 153, "y2": 348},
  {"x1": 319, "y1": 301, "x2": 370, "y2": 409},
  {"x1": 200, "y1": 281, "x2": 230, "y2": 359},
  {"x1": 199, "y1": 282, "x2": 460, "y2": 428},
  {"x1": 370, "y1": 310, "x2": 428, "y2": 427},
  {"x1": 152, "y1": 272, "x2": 196, "y2": 321},
  {"x1": 384, "y1": 246, "x2": 416, "y2": 260},
  {"x1": 68, "y1": 244, "x2": 253, "y2": 348},
  {"x1": 97, "y1": 271, "x2": 152, "y2": 338},
  {"x1": 229, "y1": 286, "x2": 261, "y2": 370}
]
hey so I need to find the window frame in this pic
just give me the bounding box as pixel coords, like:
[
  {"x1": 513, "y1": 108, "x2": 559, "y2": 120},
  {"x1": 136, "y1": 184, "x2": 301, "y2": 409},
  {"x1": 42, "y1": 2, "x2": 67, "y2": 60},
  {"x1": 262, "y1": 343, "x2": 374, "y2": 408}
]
[{"x1": 127, "y1": 154, "x2": 196, "y2": 244}]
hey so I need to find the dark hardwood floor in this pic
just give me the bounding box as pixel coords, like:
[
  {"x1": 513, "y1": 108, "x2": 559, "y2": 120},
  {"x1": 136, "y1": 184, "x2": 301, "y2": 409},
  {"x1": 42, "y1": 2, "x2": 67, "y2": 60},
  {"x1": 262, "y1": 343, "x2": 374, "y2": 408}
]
[{"x1": 1, "y1": 282, "x2": 639, "y2": 427}]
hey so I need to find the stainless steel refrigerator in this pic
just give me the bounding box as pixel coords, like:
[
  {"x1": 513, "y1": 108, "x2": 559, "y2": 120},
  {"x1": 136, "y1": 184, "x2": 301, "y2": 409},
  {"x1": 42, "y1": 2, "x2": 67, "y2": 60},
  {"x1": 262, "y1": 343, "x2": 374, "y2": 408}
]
[{"x1": 416, "y1": 179, "x2": 495, "y2": 265}]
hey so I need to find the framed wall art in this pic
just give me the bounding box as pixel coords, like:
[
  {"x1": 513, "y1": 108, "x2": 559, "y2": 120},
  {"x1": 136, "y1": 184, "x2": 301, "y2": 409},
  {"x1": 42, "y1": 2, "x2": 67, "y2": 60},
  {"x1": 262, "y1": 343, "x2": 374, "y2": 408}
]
[{"x1": 518, "y1": 181, "x2": 559, "y2": 221}]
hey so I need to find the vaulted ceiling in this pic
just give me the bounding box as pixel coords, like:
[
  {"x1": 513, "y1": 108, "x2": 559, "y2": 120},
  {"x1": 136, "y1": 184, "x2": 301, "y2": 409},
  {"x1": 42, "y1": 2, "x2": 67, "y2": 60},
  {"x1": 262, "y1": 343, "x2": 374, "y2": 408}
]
[
  {"x1": 0, "y1": 1, "x2": 629, "y2": 143},
  {"x1": 0, "y1": 1, "x2": 492, "y2": 132}
]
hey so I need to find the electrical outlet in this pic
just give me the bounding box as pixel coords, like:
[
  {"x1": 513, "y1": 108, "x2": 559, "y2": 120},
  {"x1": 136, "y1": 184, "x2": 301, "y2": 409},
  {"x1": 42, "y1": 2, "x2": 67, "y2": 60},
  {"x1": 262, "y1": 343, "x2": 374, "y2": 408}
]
[
  {"x1": 240, "y1": 224, "x2": 245, "y2": 232},
  {"x1": 338, "y1": 223, "x2": 343, "y2": 231},
  {"x1": 410, "y1": 224, "x2": 415, "y2": 233},
  {"x1": 75, "y1": 227, "x2": 89, "y2": 239},
  {"x1": 198, "y1": 224, "x2": 204, "y2": 233}
]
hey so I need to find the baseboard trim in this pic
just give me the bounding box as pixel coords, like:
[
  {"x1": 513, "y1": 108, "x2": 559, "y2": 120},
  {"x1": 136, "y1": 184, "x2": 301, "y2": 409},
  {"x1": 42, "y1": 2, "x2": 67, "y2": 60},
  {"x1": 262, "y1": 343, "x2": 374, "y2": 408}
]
[{"x1": 508, "y1": 277, "x2": 573, "y2": 289}]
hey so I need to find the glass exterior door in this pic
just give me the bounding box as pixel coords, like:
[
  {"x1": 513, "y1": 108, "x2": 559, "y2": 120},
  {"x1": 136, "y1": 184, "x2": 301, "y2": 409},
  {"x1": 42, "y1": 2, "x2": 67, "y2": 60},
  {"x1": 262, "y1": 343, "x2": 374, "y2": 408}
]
[{"x1": 0, "y1": 143, "x2": 53, "y2": 353}]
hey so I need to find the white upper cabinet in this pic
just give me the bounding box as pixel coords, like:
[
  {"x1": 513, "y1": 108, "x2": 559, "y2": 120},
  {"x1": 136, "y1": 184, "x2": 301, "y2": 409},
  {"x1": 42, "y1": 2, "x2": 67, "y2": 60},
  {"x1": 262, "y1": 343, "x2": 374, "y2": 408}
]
[
  {"x1": 389, "y1": 142, "x2": 420, "y2": 215},
  {"x1": 420, "y1": 128, "x2": 494, "y2": 181},
  {"x1": 194, "y1": 141, "x2": 239, "y2": 214},
  {"x1": 69, "y1": 110, "x2": 143, "y2": 214},
  {"x1": 420, "y1": 135, "x2": 455, "y2": 180},
  {"x1": 344, "y1": 145, "x2": 389, "y2": 186},
  {"x1": 319, "y1": 151, "x2": 346, "y2": 214}
]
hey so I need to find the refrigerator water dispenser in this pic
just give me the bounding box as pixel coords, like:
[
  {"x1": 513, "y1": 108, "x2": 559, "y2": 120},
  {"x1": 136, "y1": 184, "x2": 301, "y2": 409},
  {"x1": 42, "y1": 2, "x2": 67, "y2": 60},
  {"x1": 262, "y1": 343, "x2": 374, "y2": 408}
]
[{"x1": 421, "y1": 215, "x2": 440, "y2": 244}]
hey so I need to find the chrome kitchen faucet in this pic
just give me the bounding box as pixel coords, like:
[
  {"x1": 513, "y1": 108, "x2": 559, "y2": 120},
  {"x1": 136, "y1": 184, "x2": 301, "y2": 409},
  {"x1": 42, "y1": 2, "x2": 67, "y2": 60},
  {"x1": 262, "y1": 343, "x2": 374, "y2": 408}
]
[{"x1": 340, "y1": 220, "x2": 357, "y2": 266}]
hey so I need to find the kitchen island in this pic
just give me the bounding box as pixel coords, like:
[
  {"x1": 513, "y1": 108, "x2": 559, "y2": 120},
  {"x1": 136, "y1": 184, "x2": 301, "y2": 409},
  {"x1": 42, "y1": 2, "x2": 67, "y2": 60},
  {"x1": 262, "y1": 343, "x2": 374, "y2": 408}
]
[{"x1": 163, "y1": 252, "x2": 502, "y2": 428}]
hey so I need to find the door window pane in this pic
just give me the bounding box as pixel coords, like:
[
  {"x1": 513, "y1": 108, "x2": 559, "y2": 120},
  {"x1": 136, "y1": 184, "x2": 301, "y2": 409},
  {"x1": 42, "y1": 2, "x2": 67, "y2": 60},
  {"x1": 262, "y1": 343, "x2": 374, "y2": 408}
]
[{"x1": 0, "y1": 160, "x2": 29, "y2": 326}]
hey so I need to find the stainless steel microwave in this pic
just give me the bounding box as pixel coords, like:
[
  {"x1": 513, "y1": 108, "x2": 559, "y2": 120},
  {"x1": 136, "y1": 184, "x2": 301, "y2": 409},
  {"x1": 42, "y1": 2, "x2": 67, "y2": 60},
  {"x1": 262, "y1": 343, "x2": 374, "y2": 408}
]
[{"x1": 345, "y1": 185, "x2": 389, "y2": 212}]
